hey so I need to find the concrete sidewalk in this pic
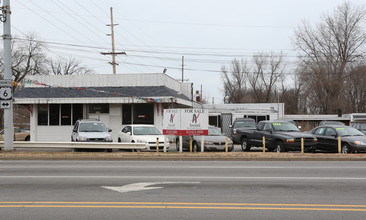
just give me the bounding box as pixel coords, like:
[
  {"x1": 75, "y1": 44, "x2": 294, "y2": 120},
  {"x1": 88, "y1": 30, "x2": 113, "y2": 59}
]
[{"x1": 1, "y1": 151, "x2": 366, "y2": 161}]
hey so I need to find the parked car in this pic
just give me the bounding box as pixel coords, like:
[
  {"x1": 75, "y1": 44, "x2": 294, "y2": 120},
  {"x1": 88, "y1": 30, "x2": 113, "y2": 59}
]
[
  {"x1": 230, "y1": 118, "x2": 256, "y2": 144},
  {"x1": 319, "y1": 121, "x2": 345, "y2": 126},
  {"x1": 176, "y1": 126, "x2": 234, "y2": 152},
  {"x1": 0, "y1": 127, "x2": 30, "y2": 141},
  {"x1": 118, "y1": 124, "x2": 169, "y2": 152},
  {"x1": 350, "y1": 122, "x2": 366, "y2": 134},
  {"x1": 71, "y1": 119, "x2": 113, "y2": 142},
  {"x1": 310, "y1": 125, "x2": 366, "y2": 153},
  {"x1": 236, "y1": 120, "x2": 317, "y2": 152}
]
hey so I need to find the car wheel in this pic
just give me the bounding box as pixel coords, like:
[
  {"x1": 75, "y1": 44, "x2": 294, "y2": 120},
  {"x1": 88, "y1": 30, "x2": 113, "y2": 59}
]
[
  {"x1": 341, "y1": 143, "x2": 350, "y2": 154},
  {"x1": 228, "y1": 146, "x2": 234, "y2": 152},
  {"x1": 241, "y1": 138, "x2": 251, "y2": 152},
  {"x1": 276, "y1": 142, "x2": 285, "y2": 153},
  {"x1": 25, "y1": 136, "x2": 30, "y2": 141}
]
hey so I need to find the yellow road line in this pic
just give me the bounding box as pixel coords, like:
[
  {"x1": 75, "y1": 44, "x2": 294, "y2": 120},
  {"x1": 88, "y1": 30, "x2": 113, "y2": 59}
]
[{"x1": 1, "y1": 201, "x2": 366, "y2": 208}]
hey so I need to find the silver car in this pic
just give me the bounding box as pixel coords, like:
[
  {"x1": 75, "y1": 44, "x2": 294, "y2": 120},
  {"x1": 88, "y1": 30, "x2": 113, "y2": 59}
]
[
  {"x1": 176, "y1": 126, "x2": 234, "y2": 152},
  {"x1": 71, "y1": 119, "x2": 113, "y2": 142}
]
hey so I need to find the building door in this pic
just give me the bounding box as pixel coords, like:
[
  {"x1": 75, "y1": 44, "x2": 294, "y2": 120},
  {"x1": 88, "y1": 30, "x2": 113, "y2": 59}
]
[{"x1": 221, "y1": 113, "x2": 232, "y2": 137}]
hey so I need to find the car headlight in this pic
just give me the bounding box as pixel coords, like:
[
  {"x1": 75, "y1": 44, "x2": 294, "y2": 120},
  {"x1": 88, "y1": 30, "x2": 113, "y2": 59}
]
[
  {"x1": 106, "y1": 136, "x2": 113, "y2": 141},
  {"x1": 286, "y1": 138, "x2": 295, "y2": 143},
  {"x1": 77, "y1": 136, "x2": 88, "y2": 141},
  {"x1": 354, "y1": 141, "x2": 366, "y2": 145},
  {"x1": 136, "y1": 139, "x2": 147, "y2": 144}
]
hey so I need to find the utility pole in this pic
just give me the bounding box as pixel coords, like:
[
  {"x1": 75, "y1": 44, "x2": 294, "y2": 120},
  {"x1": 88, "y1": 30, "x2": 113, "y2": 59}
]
[
  {"x1": 1, "y1": 0, "x2": 14, "y2": 150},
  {"x1": 101, "y1": 7, "x2": 126, "y2": 74},
  {"x1": 181, "y1": 56, "x2": 184, "y2": 82}
]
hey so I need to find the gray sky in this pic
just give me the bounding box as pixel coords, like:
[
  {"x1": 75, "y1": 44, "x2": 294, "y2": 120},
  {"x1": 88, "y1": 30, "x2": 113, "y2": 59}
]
[{"x1": 9, "y1": 0, "x2": 366, "y2": 103}]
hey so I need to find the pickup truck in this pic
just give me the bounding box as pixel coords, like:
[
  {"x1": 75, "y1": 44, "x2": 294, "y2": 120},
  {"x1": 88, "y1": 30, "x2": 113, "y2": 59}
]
[
  {"x1": 230, "y1": 118, "x2": 256, "y2": 144},
  {"x1": 237, "y1": 120, "x2": 318, "y2": 152}
]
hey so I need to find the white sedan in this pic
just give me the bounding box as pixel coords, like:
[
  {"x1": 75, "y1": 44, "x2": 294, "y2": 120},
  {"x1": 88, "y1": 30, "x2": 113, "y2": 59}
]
[{"x1": 118, "y1": 124, "x2": 169, "y2": 151}]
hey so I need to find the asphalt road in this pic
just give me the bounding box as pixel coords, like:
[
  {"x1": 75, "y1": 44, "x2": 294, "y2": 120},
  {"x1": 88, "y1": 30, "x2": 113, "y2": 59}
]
[{"x1": 1, "y1": 160, "x2": 366, "y2": 219}]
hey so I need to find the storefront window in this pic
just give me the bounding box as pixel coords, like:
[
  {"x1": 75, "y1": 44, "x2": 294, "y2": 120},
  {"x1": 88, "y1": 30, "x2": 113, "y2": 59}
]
[
  {"x1": 122, "y1": 104, "x2": 132, "y2": 124},
  {"x1": 73, "y1": 104, "x2": 83, "y2": 125},
  {"x1": 133, "y1": 103, "x2": 154, "y2": 124},
  {"x1": 49, "y1": 104, "x2": 60, "y2": 125},
  {"x1": 38, "y1": 105, "x2": 48, "y2": 125},
  {"x1": 61, "y1": 104, "x2": 72, "y2": 125}
]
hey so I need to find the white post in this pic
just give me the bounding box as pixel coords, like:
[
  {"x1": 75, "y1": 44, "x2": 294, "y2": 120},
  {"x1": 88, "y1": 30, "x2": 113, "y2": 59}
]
[
  {"x1": 179, "y1": 136, "x2": 183, "y2": 153},
  {"x1": 201, "y1": 136, "x2": 204, "y2": 152},
  {"x1": 163, "y1": 137, "x2": 167, "y2": 153}
]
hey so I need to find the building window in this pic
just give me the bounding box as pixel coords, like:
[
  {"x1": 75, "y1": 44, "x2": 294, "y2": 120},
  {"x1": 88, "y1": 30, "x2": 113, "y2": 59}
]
[
  {"x1": 89, "y1": 104, "x2": 109, "y2": 113},
  {"x1": 133, "y1": 103, "x2": 154, "y2": 124},
  {"x1": 37, "y1": 104, "x2": 83, "y2": 126},
  {"x1": 61, "y1": 104, "x2": 72, "y2": 125},
  {"x1": 122, "y1": 104, "x2": 132, "y2": 124},
  {"x1": 73, "y1": 104, "x2": 83, "y2": 125},
  {"x1": 38, "y1": 105, "x2": 48, "y2": 125},
  {"x1": 49, "y1": 104, "x2": 60, "y2": 125}
]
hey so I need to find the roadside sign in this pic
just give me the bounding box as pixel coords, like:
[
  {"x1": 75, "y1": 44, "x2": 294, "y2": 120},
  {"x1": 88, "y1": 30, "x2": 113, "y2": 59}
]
[
  {"x1": 0, "y1": 87, "x2": 12, "y2": 100},
  {"x1": 163, "y1": 109, "x2": 208, "y2": 136},
  {"x1": 0, "y1": 79, "x2": 11, "y2": 87},
  {"x1": 0, "y1": 100, "x2": 11, "y2": 109}
]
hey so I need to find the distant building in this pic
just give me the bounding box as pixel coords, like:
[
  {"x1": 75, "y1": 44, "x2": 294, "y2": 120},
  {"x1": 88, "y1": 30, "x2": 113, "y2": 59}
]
[{"x1": 14, "y1": 73, "x2": 198, "y2": 141}]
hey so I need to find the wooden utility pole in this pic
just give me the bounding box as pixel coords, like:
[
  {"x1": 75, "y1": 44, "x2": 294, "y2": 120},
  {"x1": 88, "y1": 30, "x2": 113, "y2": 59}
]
[{"x1": 101, "y1": 7, "x2": 126, "y2": 74}]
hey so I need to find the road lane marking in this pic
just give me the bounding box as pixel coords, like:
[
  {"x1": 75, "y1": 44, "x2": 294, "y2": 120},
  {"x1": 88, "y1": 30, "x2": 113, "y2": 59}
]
[
  {"x1": 1, "y1": 176, "x2": 366, "y2": 180},
  {"x1": 0, "y1": 202, "x2": 366, "y2": 212}
]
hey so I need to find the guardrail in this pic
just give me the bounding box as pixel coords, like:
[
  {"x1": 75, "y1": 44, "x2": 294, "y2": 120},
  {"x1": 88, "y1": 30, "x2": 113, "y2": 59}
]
[{"x1": 0, "y1": 141, "x2": 147, "y2": 151}]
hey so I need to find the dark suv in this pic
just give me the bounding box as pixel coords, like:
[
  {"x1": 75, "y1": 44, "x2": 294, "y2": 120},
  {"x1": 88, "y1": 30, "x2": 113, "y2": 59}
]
[{"x1": 230, "y1": 118, "x2": 256, "y2": 144}]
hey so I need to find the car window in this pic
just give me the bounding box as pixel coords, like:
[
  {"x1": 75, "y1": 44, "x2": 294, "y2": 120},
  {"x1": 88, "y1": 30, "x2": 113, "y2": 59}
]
[
  {"x1": 79, "y1": 122, "x2": 107, "y2": 132},
  {"x1": 122, "y1": 126, "x2": 131, "y2": 133},
  {"x1": 272, "y1": 122, "x2": 299, "y2": 132},
  {"x1": 133, "y1": 126, "x2": 161, "y2": 135},
  {"x1": 313, "y1": 127, "x2": 325, "y2": 135},
  {"x1": 325, "y1": 128, "x2": 337, "y2": 136},
  {"x1": 208, "y1": 127, "x2": 222, "y2": 136},
  {"x1": 263, "y1": 123, "x2": 272, "y2": 131},
  {"x1": 73, "y1": 122, "x2": 79, "y2": 132},
  {"x1": 233, "y1": 121, "x2": 256, "y2": 129},
  {"x1": 336, "y1": 127, "x2": 365, "y2": 137}
]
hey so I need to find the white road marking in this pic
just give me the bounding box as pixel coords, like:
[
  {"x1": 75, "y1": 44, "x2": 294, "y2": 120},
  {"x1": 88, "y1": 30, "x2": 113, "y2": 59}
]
[{"x1": 102, "y1": 181, "x2": 200, "y2": 193}]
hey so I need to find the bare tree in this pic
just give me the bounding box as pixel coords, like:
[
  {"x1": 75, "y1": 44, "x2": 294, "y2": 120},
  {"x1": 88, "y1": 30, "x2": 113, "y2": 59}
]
[
  {"x1": 221, "y1": 59, "x2": 250, "y2": 103},
  {"x1": 0, "y1": 33, "x2": 48, "y2": 84},
  {"x1": 294, "y1": 1, "x2": 366, "y2": 113},
  {"x1": 248, "y1": 52, "x2": 286, "y2": 103},
  {"x1": 344, "y1": 64, "x2": 366, "y2": 112},
  {"x1": 50, "y1": 57, "x2": 94, "y2": 75}
]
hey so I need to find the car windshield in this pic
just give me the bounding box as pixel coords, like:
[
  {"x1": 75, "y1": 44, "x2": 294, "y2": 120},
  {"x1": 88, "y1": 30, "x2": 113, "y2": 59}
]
[
  {"x1": 233, "y1": 121, "x2": 256, "y2": 129},
  {"x1": 336, "y1": 127, "x2": 365, "y2": 137},
  {"x1": 272, "y1": 122, "x2": 300, "y2": 132},
  {"x1": 208, "y1": 127, "x2": 222, "y2": 136},
  {"x1": 79, "y1": 122, "x2": 107, "y2": 132},
  {"x1": 133, "y1": 126, "x2": 161, "y2": 135},
  {"x1": 359, "y1": 124, "x2": 366, "y2": 130}
]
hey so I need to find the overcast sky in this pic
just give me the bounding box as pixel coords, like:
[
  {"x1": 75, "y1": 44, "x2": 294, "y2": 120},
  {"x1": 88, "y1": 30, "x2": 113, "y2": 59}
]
[{"x1": 9, "y1": 0, "x2": 366, "y2": 103}]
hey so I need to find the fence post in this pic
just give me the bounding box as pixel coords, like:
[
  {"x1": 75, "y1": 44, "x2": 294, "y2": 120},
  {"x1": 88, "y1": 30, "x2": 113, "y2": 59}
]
[
  {"x1": 301, "y1": 138, "x2": 304, "y2": 153},
  {"x1": 262, "y1": 136, "x2": 265, "y2": 152},
  {"x1": 338, "y1": 136, "x2": 341, "y2": 153},
  {"x1": 190, "y1": 137, "x2": 192, "y2": 152},
  {"x1": 156, "y1": 137, "x2": 159, "y2": 152}
]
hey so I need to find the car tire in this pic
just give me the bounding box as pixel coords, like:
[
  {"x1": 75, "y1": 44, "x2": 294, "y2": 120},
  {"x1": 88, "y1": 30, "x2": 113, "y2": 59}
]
[
  {"x1": 25, "y1": 136, "x2": 30, "y2": 141},
  {"x1": 228, "y1": 146, "x2": 234, "y2": 152},
  {"x1": 276, "y1": 142, "x2": 285, "y2": 153},
  {"x1": 341, "y1": 143, "x2": 351, "y2": 154},
  {"x1": 241, "y1": 138, "x2": 251, "y2": 152}
]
